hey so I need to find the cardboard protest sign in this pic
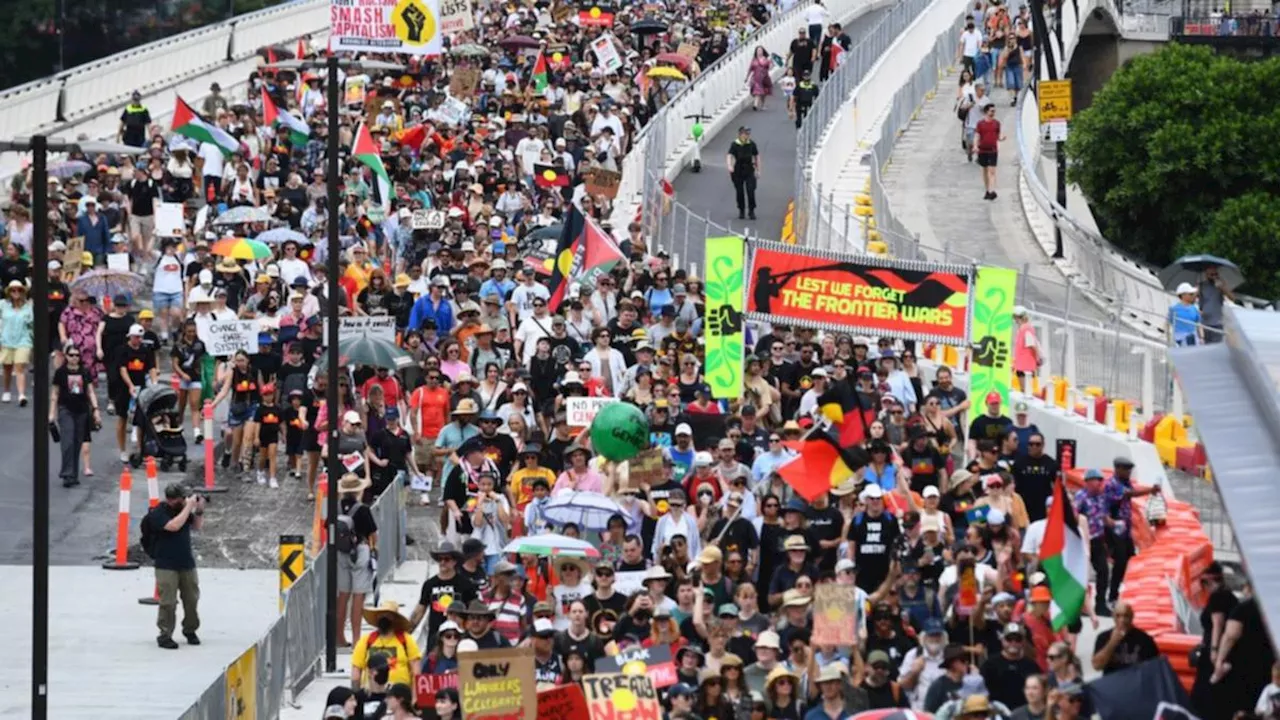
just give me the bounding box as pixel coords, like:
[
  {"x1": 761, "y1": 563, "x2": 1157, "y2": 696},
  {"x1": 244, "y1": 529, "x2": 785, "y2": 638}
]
[
  {"x1": 590, "y1": 34, "x2": 623, "y2": 73},
  {"x1": 154, "y1": 202, "x2": 185, "y2": 237},
  {"x1": 206, "y1": 320, "x2": 261, "y2": 356},
  {"x1": 583, "y1": 168, "x2": 621, "y2": 199},
  {"x1": 676, "y1": 42, "x2": 700, "y2": 60},
  {"x1": 328, "y1": 315, "x2": 397, "y2": 344},
  {"x1": 566, "y1": 397, "x2": 611, "y2": 429},
  {"x1": 601, "y1": 645, "x2": 678, "y2": 689},
  {"x1": 536, "y1": 684, "x2": 589, "y2": 720},
  {"x1": 416, "y1": 671, "x2": 460, "y2": 709},
  {"x1": 106, "y1": 253, "x2": 130, "y2": 272},
  {"x1": 460, "y1": 646, "x2": 535, "y2": 720},
  {"x1": 440, "y1": 0, "x2": 475, "y2": 32},
  {"x1": 813, "y1": 584, "x2": 857, "y2": 646},
  {"x1": 625, "y1": 448, "x2": 665, "y2": 488},
  {"x1": 582, "y1": 673, "x2": 662, "y2": 720},
  {"x1": 451, "y1": 66, "x2": 481, "y2": 98},
  {"x1": 63, "y1": 237, "x2": 85, "y2": 276},
  {"x1": 413, "y1": 209, "x2": 447, "y2": 230}
]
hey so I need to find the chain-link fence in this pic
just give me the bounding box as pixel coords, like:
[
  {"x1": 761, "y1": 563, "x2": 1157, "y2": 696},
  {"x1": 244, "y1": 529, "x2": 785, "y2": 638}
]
[{"x1": 176, "y1": 480, "x2": 404, "y2": 718}]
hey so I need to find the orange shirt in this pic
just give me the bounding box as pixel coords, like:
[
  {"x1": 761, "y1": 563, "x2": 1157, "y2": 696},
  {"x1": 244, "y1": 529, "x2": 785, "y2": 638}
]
[{"x1": 409, "y1": 385, "x2": 450, "y2": 439}]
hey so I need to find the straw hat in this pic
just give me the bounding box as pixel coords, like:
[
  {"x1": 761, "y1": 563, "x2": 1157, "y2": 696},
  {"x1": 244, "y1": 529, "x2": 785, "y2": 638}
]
[
  {"x1": 362, "y1": 600, "x2": 412, "y2": 633},
  {"x1": 216, "y1": 257, "x2": 240, "y2": 272},
  {"x1": 553, "y1": 555, "x2": 590, "y2": 578},
  {"x1": 6, "y1": 280, "x2": 27, "y2": 295},
  {"x1": 765, "y1": 666, "x2": 800, "y2": 691},
  {"x1": 453, "y1": 398, "x2": 480, "y2": 415},
  {"x1": 337, "y1": 472, "x2": 369, "y2": 495}
]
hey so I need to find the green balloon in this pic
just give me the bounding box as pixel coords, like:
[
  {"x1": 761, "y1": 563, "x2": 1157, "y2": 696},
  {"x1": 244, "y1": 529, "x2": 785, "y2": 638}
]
[
  {"x1": 691, "y1": 123, "x2": 704, "y2": 140},
  {"x1": 589, "y1": 403, "x2": 649, "y2": 462}
]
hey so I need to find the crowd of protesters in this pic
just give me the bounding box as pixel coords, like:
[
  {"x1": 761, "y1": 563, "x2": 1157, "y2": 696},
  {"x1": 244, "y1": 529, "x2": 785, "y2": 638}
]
[{"x1": 0, "y1": 0, "x2": 1276, "y2": 715}]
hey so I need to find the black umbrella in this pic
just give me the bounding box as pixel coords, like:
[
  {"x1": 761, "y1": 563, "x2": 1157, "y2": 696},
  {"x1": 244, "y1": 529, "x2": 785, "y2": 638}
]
[{"x1": 631, "y1": 17, "x2": 669, "y2": 34}]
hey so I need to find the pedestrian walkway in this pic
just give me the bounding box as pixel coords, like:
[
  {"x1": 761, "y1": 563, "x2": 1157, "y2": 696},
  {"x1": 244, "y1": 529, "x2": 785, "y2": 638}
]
[
  {"x1": 668, "y1": 6, "x2": 892, "y2": 269},
  {"x1": 879, "y1": 72, "x2": 1103, "y2": 317},
  {"x1": 0, "y1": 565, "x2": 277, "y2": 719}
]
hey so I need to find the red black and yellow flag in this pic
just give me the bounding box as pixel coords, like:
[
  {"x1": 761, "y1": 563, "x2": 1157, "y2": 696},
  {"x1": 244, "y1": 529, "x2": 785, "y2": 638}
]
[
  {"x1": 578, "y1": 4, "x2": 616, "y2": 25},
  {"x1": 817, "y1": 380, "x2": 876, "y2": 448},
  {"x1": 534, "y1": 162, "x2": 570, "y2": 188},
  {"x1": 778, "y1": 428, "x2": 868, "y2": 502}
]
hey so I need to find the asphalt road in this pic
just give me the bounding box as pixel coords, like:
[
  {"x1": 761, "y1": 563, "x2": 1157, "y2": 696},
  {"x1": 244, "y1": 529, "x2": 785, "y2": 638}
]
[{"x1": 669, "y1": 5, "x2": 894, "y2": 271}]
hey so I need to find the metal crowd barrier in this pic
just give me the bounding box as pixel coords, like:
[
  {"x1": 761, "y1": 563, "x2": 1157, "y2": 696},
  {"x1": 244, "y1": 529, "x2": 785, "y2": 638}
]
[{"x1": 176, "y1": 480, "x2": 406, "y2": 718}]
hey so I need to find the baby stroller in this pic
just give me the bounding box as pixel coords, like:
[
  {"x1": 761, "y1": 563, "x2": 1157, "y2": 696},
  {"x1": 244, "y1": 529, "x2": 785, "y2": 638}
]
[{"x1": 130, "y1": 385, "x2": 189, "y2": 472}]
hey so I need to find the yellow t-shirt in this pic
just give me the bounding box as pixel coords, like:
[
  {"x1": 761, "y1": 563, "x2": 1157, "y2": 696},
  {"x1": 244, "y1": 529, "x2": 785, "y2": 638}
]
[{"x1": 352, "y1": 630, "x2": 423, "y2": 688}]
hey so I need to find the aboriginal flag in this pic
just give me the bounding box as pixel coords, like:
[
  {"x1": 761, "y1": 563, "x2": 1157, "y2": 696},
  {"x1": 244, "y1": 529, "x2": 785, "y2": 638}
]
[
  {"x1": 778, "y1": 428, "x2": 868, "y2": 502},
  {"x1": 534, "y1": 162, "x2": 570, "y2": 188},
  {"x1": 817, "y1": 380, "x2": 875, "y2": 447},
  {"x1": 547, "y1": 205, "x2": 625, "y2": 312},
  {"x1": 579, "y1": 4, "x2": 616, "y2": 25}
]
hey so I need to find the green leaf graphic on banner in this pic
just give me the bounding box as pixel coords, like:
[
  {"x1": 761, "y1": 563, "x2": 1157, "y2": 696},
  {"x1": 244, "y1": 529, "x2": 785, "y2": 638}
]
[
  {"x1": 969, "y1": 267, "x2": 1018, "y2": 414},
  {"x1": 704, "y1": 237, "x2": 746, "y2": 400}
]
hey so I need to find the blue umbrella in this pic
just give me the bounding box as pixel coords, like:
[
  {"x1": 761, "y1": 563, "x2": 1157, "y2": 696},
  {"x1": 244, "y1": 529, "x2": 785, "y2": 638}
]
[
  {"x1": 1158, "y1": 254, "x2": 1244, "y2": 292},
  {"x1": 255, "y1": 227, "x2": 310, "y2": 245}
]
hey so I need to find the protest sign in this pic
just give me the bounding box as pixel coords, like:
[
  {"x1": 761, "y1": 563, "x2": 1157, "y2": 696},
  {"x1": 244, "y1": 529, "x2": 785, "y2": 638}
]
[
  {"x1": 330, "y1": 0, "x2": 445, "y2": 56},
  {"x1": 583, "y1": 168, "x2": 621, "y2": 199},
  {"x1": 154, "y1": 202, "x2": 185, "y2": 237},
  {"x1": 451, "y1": 66, "x2": 481, "y2": 98},
  {"x1": 106, "y1": 253, "x2": 131, "y2": 272},
  {"x1": 625, "y1": 448, "x2": 664, "y2": 488},
  {"x1": 813, "y1": 584, "x2": 857, "y2": 646},
  {"x1": 459, "y1": 646, "x2": 535, "y2": 720},
  {"x1": 676, "y1": 42, "x2": 700, "y2": 60},
  {"x1": 590, "y1": 34, "x2": 623, "y2": 73},
  {"x1": 582, "y1": 673, "x2": 662, "y2": 720},
  {"x1": 707, "y1": 9, "x2": 729, "y2": 26},
  {"x1": 601, "y1": 646, "x2": 678, "y2": 689},
  {"x1": 206, "y1": 320, "x2": 260, "y2": 356},
  {"x1": 566, "y1": 397, "x2": 611, "y2": 429},
  {"x1": 63, "y1": 236, "x2": 85, "y2": 276},
  {"x1": 440, "y1": 0, "x2": 475, "y2": 32},
  {"x1": 344, "y1": 76, "x2": 367, "y2": 107},
  {"x1": 325, "y1": 315, "x2": 397, "y2": 344},
  {"x1": 413, "y1": 209, "x2": 446, "y2": 230},
  {"x1": 613, "y1": 570, "x2": 647, "y2": 597},
  {"x1": 536, "y1": 684, "x2": 589, "y2": 720},
  {"x1": 416, "y1": 671, "x2": 459, "y2": 709}
]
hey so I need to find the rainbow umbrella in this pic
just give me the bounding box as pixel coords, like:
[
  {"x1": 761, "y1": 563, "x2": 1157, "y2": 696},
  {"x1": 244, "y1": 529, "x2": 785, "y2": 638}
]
[
  {"x1": 501, "y1": 533, "x2": 602, "y2": 559},
  {"x1": 211, "y1": 237, "x2": 272, "y2": 261}
]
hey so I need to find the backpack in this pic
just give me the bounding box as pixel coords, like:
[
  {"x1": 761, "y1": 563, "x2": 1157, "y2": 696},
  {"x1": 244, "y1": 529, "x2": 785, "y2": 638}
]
[
  {"x1": 140, "y1": 512, "x2": 159, "y2": 558},
  {"x1": 336, "y1": 501, "x2": 364, "y2": 557},
  {"x1": 363, "y1": 630, "x2": 409, "y2": 671}
]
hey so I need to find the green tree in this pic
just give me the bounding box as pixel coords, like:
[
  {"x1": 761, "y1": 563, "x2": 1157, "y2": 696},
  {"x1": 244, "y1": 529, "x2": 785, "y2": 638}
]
[
  {"x1": 1066, "y1": 43, "x2": 1280, "y2": 268},
  {"x1": 1175, "y1": 192, "x2": 1280, "y2": 299}
]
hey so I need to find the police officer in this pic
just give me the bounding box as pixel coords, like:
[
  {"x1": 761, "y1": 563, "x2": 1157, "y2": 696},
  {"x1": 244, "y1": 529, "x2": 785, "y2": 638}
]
[
  {"x1": 118, "y1": 91, "x2": 151, "y2": 148},
  {"x1": 726, "y1": 126, "x2": 760, "y2": 221},
  {"x1": 793, "y1": 70, "x2": 819, "y2": 130}
]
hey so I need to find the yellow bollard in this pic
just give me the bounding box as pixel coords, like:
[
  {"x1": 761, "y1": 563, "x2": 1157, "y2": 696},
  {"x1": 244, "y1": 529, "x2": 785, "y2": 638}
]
[
  {"x1": 854, "y1": 205, "x2": 874, "y2": 217},
  {"x1": 1052, "y1": 377, "x2": 1069, "y2": 409},
  {"x1": 1113, "y1": 399, "x2": 1132, "y2": 435},
  {"x1": 867, "y1": 240, "x2": 888, "y2": 255},
  {"x1": 855, "y1": 193, "x2": 873, "y2": 206}
]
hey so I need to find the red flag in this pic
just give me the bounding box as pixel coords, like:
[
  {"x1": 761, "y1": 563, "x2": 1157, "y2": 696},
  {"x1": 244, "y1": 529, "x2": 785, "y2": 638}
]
[
  {"x1": 296, "y1": 38, "x2": 307, "y2": 60},
  {"x1": 777, "y1": 429, "x2": 867, "y2": 502},
  {"x1": 396, "y1": 124, "x2": 428, "y2": 151}
]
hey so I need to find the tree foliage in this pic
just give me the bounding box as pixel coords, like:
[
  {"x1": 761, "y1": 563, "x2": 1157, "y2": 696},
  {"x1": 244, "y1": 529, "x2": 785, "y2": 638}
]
[
  {"x1": 1066, "y1": 43, "x2": 1280, "y2": 272},
  {"x1": 1175, "y1": 192, "x2": 1280, "y2": 299}
]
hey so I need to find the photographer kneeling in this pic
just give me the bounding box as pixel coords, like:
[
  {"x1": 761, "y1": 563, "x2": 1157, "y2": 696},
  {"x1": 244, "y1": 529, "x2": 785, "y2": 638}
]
[{"x1": 143, "y1": 483, "x2": 205, "y2": 649}]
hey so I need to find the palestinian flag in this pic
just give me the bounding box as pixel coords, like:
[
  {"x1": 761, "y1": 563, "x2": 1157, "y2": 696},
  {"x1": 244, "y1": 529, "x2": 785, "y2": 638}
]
[
  {"x1": 817, "y1": 380, "x2": 875, "y2": 447},
  {"x1": 1039, "y1": 477, "x2": 1088, "y2": 630},
  {"x1": 777, "y1": 428, "x2": 867, "y2": 502},
  {"x1": 262, "y1": 87, "x2": 309, "y2": 147},
  {"x1": 531, "y1": 50, "x2": 549, "y2": 93},
  {"x1": 534, "y1": 162, "x2": 570, "y2": 188},
  {"x1": 352, "y1": 121, "x2": 392, "y2": 210},
  {"x1": 547, "y1": 205, "x2": 625, "y2": 312},
  {"x1": 579, "y1": 4, "x2": 615, "y2": 25},
  {"x1": 172, "y1": 97, "x2": 240, "y2": 156}
]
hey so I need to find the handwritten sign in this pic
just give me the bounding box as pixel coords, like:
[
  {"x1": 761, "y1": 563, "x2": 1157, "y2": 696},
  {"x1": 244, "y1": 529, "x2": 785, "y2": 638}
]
[
  {"x1": 63, "y1": 236, "x2": 86, "y2": 276},
  {"x1": 155, "y1": 202, "x2": 185, "y2": 238},
  {"x1": 206, "y1": 320, "x2": 261, "y2": 356},
  {"x1": 413, "y1": 209, "x2": 447, "y2": 230},
  {"x1": 536, "y1": 684, "x2": 589, "y2": 720},
  {"x1": 676, "y1": 42, "x2": 700, "y2": 60},
  {"x1": 460, "y1": 647, "x2": 535, "y2": 720},
  {"x1": 451, "y1": 66, "x2": 481, "y2": 98},
  {"x1": 416, "y1": 671, "x2": 460, "y2": 708},
  {"x1": 582, "y1": 673, "x2": 661, "y2": 720},
  {"x1": 566, "y1": 397, "x2": 611, "y2": 429},
  {"x1": 590, "y1": 34, "x2": 623, "y2": 73},
  {"x1": 441, "y1": 0, "x2": 475, "y2": 32},
  {"x1": 813, "y1": 584, "x2": 857, "y2": 646},
  {"x1": 601, "y1": 645, "x2": 678, "y2": 689},
  {"x1": 583, "y1": 168, "x2": 621, "y2": 199},
  {"x1": 614, "y1": 570, "x2": 647, "y2": 598},
  {"x1": 707, "y1": 9, "x2": 729, "y2": 27},
  {"x1": 626, "y1": 448, "x2": 664, "y2": 488},
  {"x1": 106, "y1": 253, "x2": 130, "y2": 272}
]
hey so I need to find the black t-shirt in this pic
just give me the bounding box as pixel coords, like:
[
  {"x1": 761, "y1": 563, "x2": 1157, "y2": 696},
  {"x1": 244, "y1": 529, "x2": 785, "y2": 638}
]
[
  {"x1": 339, "y1": 496, "x2": 377, "y2": 540},
  {"x1": 789, "y1": 38, "x2": 815, "y2": 72},
  {"x1": 53, "y1": 365, "x2": 94, "y2": 414},
  {"x1": 115, "y1": 342, "x2": 154, "y2": 389},
  {"x1": 1012, "y1": 454, "x2": 1057, "y2": 522},
  {"x1": 101, "y1": 314, "x2": 136, "y2": 368},
  {"x1": 120, "y1": 106, "x2": 152, "y2": 146},
  {"x1": 476, "y1": 431, "x2": 519, "y2": 483},
  {"x1": 969, "y1": 414, "x2": 1012, "y2": 444},
  {"x1": 583, "y1": 590, "x2": 628, "y2": 622},
  {"x1": 849, "y1": 512, "x2": 901, "y2": 593},
  {"x1": 1091, "y1": 627, "x2": 1159, "y2": 674},
  {"x1": 126, "y1": 177, "x2": 161, "y2": 217},
  {"x1": 460, "y1": 561, "x2": 489, "y2": 595},
  {"x1": 534, "y1": 653, "x2": 564, "y2": 685},
  {"x1": 145, "y1": 503, "x2": 196, "y2": 571},
  {"x1": 1200, "y1": 587, "x2": 1238, "y2": 657},
  {"x1": 254, "y1": 403, "x2": 284, "y2": 444},
  {"x1": 554, "y1": 630, "x2": 606, "y2": 671},
  {"x1": 418, "y1": 572, "x2": 478, "y2": 645},
  {"x1": 727, "y1": 139, "x2": 759, "y2": 179},
  {"x1": 709, "y1": 517, "x2": 759, "y2": 560},
  {"x1": 805, "y1": 505, "x2": 844, "y2": 571},
  {"x1": 980, "y1": 654, "x2": 1041, "y2": 708},
  {"x1": 1227, "y1": 598, "x2": 1275, "y2": 675},
  {"x1": 903, "y1": 444, "x2": 945, "y2": 492}
]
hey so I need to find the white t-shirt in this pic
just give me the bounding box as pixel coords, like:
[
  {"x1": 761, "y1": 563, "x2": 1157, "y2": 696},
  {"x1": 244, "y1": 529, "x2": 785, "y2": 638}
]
[
  {"x1": 152, "y1": 253, "x2": 185, "y2": 295},
  {"x1": 805, "y1": 4, "x2": 827, "y2": 26},
  {"x1": 198, "y1": 142, "x2": 225, "y2": 179},
  {"x1": 961, "y1": 29, "x2": 983, "y2": 58},
  {"x1": 510, "y1": 283, "x2": 550, "y2": 323},
  {"x1": 277, "y1": 257, "x2": 312, "y2": 286},
  {"x1": 515, "y1": 315, "x2": 553, "y2": 364},
  {"x1": 1020, "y1": 519, "x2": 1047, "y2": 557},
  {"x1": 551, "y1": 580, "x2": 595, "y2": 630}
]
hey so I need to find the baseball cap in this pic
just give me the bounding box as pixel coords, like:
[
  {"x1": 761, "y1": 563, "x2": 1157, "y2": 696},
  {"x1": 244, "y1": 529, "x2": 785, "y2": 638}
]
[
  {"x1": 669, "y1": 683, "x2": 697, "y2": 698},
  {"x1": 859, "y1": 484, "x2": 884, "y2": 500},
  {"x1": 127, "y1": 323, "x2": 145, "y2": 337},
  {"x1": 922, "y1": 485, "x2": 941, "y2": 498},
  {"x1": 985, "y1": 391, "x2": 1001, "y2": 404},
  {"x1": 835, "y1": 558, "x2": 856, "y2": 574},
  {"x1": 675, "y1": 423, "x2": 692, "y2": 436},
  {"x1": 1000, "y1": 622, "x2": 1025, "y2": 638},
  {"x1": 1014, "y1": 400, "x2": 1029, "y2": 413},
  {"x1": 343, "y1": 410, "x2": 362, "y2": 425}
]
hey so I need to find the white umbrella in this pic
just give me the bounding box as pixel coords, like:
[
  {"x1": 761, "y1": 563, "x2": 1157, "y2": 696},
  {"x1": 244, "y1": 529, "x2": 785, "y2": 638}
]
[
  {"x1": 501, "y1": 533, "x2": 602, "y2": 559},
  {"x1": 542, "y1": 491, "x2": 623, "y2": 532}
]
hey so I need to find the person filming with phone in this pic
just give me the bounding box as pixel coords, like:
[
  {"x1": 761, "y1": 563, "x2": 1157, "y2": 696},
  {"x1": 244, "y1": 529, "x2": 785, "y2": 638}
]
[{"x1": 142, "y1": 482, "x2": 205, "y2": 650}]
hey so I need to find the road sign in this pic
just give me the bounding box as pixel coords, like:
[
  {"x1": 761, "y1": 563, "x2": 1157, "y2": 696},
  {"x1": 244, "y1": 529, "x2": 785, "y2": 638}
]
[
  {"x1": 1045, "y1": 120, "x2": 1069, "y2": 142},
  {"x1": 1038, "y1": 79, "x2": 1073, "y2": 123},
  {"x1": 279, "y1": 534, "x2": 305, "y2": 610}
]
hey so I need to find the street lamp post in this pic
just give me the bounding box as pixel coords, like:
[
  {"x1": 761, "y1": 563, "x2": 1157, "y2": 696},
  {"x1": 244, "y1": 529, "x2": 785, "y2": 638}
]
[
  {"x1": 0, "y1": 136, "x2": 146, "y2": 720},
  {"x1": 264, "y1": 56, "x2": 404, "y2": 673}
]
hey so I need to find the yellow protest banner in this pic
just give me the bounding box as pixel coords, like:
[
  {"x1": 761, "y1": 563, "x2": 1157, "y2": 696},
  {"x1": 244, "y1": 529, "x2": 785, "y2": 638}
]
[
  {"x1": 582, "y1": 672, "x2": 662, "y2": 720},
  {"x1": 459, "y1": 646, "x2": 535, "y2": 720}
]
